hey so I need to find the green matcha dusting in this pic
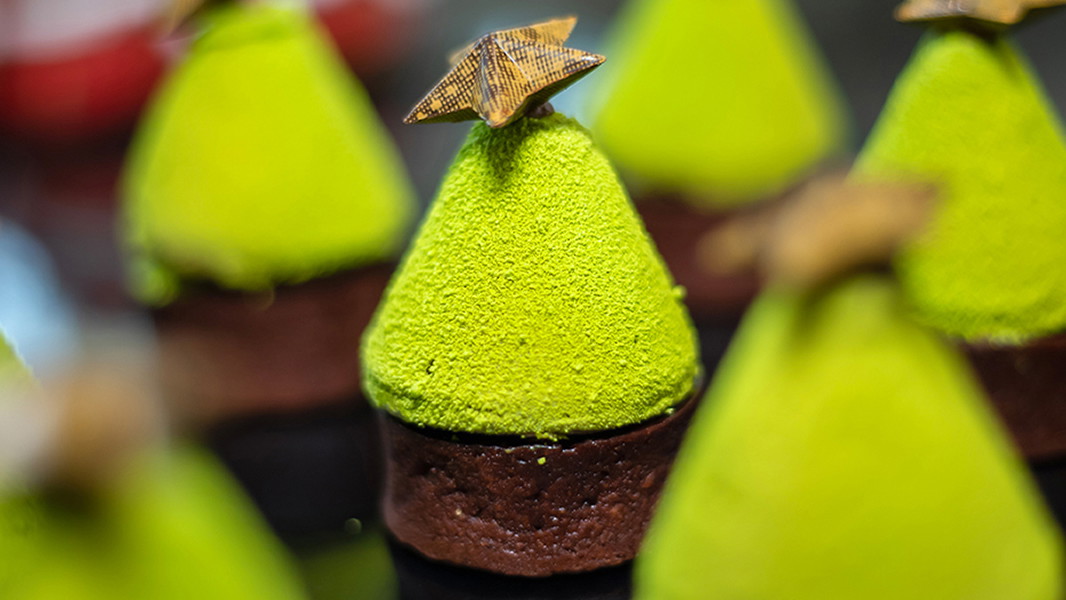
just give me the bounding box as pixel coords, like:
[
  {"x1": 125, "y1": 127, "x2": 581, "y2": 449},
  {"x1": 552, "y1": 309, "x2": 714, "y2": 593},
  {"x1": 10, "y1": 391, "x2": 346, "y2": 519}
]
[
  {"x1": 362, "y1": 114, "x2": 699, "y2": 438},
  {"x1": 855, "y1": 30, "x2": 1066, "y2": 344},
  {"x1": 123, "y1": 2, "x2": 414, "y2": 305},
  {"x1": 590, "y1": 0, "x2": 847, "y2": 208},
  {"x1": 635, "y1": 275, "x2": 1063, "y2": 600}
]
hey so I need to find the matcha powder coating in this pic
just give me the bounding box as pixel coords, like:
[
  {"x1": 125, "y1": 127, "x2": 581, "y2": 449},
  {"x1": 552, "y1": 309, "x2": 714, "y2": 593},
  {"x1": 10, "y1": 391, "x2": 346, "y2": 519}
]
[
  {"x1": 856, "y1": 31, "x2": 1066, "y2": 343},
  {"x1": 363, "y1": 114, "x2": 699, "y2": 438},
  {"x1": 124, "y1": 3, "x2": 414, "y2": 305}
]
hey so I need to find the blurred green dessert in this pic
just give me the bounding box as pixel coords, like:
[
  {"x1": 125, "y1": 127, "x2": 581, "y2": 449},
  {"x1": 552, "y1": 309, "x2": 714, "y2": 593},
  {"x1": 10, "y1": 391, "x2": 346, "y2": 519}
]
[
  {"x1": 592, "y1": 0, "x2": 846, "y2": 207},
  {"x1": 125, "y1": 1, "x2": 413, "y2": 303},
  {"x1": 588, "y1": 0, "x2": 848, "y2": 326},
  {"x1": 634, "y1": 179, "x2": 1063, "y2": 600},
  {"x1": 0, "y1": 362, "x2": 307, "y2": 600},
  {"x1": 855, "y1": 17, "x2": 1066, "y2": 457},
  {"x1": 366, "y1": 17, "x2": 700, "y2": 575},
  {"x1": 121, "y1": 0, "x2": 414, "y2": 421}
]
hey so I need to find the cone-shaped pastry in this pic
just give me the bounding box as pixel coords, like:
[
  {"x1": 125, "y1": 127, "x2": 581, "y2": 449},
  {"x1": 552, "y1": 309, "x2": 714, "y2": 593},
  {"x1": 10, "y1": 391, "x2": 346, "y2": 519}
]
[
  {"x1": 855, "y1": 29, "x2": 1066, "y2": 457},
  {"x1": 125, "y1": 1, "x2": 414, "y2": 303},
  {"x1": 856, "y1": 30, "x2": 1066, "y2": 343},
  {"x1": 365, "y1": 113, "x2": 698, "y2": 438},
  {"x1": 122, "y1": 1, "x2": 414, "y2": 423},
  {"x1": 365, "y1": 112, "x2": 700, "y2": 575},
  {"x1": 591, "y1": 0, "x2": 847, "y2": 207},
  {"x1": 635, "y1": 274, "x2": 1064, "y2": 599}
]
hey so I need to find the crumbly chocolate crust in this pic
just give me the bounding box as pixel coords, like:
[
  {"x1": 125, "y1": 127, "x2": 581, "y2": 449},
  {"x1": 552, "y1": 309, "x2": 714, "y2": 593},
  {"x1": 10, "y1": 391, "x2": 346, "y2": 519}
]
[
  {"x1": 963, "y1": 331, "x2": 1066, "y2": 459},
  {"x1": 153, "y1": 265, "x2": 391, "y2": 424},
  {"x1": 380, "y1": 394, "x2": 698, "y2": 577}
]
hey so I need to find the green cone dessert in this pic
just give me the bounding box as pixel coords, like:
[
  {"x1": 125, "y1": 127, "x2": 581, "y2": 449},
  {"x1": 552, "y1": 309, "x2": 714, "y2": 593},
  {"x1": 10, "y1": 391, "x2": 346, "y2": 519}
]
[
  {"x1": 856, "y1": 30, "x2": 1066, "y2": 343},
  {"x1": 122, "y1": 1, "x2": 415, "y2": 422},
  {"x1": 366, "y1": 114, "x2": 697, "y2": 437},
  {"x1": 855, "y1": 25, "x2": 1066, "y2": 458},
  {"x1": 365, "y1": 112, "x2": 700, "y2": 575},
  {"x1": 591, "y1": 0, "x2": 847, "y2": 207},
  {"x1": 635, "y1": 274, "x2": 1064, "y2": 599},
  {"x1": 125, "y1": 1, "x2": 413, "y2": 302}
]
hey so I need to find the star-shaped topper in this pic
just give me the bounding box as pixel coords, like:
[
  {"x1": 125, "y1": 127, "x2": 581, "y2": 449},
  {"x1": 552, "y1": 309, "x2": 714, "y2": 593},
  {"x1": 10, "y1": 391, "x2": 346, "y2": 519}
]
[
  {"x1": 404, "y1": 16, "x2": 605, "y2": 128},
  {"x1": 896, "y1": 0, "x2": 1066, "y2": 26}
]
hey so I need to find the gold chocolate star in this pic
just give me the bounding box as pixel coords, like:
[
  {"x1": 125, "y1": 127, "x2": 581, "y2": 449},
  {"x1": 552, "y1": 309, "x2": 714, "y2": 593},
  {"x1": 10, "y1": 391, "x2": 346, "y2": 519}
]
[
  {"x1": 896, "y1": 0, "x2": 1066, "y2": 25},
  {"x1": 404, "y1": 16, "x2": 605, "y2": 128}
]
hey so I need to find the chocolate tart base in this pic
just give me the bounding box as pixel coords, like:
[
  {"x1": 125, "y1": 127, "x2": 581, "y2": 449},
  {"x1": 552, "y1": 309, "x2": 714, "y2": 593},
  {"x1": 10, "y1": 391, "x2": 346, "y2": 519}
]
[
  {"x1": 963, "y1": 331, "x2": 1066, "y2": 460},
  {"x1": 152, "y1": 265, "x2": 391, "y2": 425},
  {"x1": 380, "y1": 395, "x2": 699, "y2": 577}
]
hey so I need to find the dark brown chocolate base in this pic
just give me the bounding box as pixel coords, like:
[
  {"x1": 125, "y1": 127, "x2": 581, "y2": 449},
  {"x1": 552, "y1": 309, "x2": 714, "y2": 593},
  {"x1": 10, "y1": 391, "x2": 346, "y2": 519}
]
[
  {"x1": 634, "y1": 194, "x2": 762, "y2": 318},
  {"x1": 963, "y1": 331, "x2": 1066, "y2": 459},
  {"x1": 380, "y1": 395, "x2": 699, "y2": 577},
  {"x1": 152, "y1": 265, "x2": 391, "y2": 424}
]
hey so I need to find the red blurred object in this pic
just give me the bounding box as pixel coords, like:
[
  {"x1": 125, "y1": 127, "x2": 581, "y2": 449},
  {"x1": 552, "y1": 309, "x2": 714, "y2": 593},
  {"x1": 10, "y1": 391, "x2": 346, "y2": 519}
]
[
  {"x1": 315, "y1": 0, "x2": 424, "y2": 76},
  {"x1": 0, "y1": 24, "x2": 166, "y2": 147}
]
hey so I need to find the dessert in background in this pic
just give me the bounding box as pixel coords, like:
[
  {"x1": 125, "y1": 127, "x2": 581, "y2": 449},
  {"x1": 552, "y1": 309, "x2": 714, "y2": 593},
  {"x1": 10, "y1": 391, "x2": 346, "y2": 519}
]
[
  {"x1": 123, "y1": 0, "x2": 414, "y2": 423},
  {"x1": 635, "y1": 177, "x2": 1064, "y2": 600},
  {"x1": 856, "y1": 4, "x2": 1066, "y2": 457},
  {"x1": 0, "y1": 355, "x2": 307, "y2": 600}
]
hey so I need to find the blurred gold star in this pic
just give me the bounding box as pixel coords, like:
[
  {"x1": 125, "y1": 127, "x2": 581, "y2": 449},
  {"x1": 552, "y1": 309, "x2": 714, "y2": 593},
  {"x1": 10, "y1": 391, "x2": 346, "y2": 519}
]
[
  {"x1": 896, "y1": 0, "x2": 1066, "y2": 25},
  {"x1": 404, "y1": 16, "x2": 605, "y2": 128},
  {"x1": 699, "y1": 175, "x2": 936, "y2": 291}
]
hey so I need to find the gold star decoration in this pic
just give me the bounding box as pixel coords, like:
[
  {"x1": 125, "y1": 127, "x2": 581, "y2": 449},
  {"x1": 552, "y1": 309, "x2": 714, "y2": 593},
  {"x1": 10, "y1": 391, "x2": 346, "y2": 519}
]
[
  {"x1": 404, "y1": 16, "x2": 605, "y2": 128},
  {"x1": 896, "y1": 0, "x2": 1066, "y2": 26},
  {"x1": 699, "y1": 175, "x2": 936, "y2": 291}
]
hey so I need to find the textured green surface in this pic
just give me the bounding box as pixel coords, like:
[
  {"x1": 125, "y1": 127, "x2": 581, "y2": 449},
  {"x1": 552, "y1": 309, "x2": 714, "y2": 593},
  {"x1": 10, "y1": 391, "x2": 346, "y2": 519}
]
[
  {"x1": 635, "y1": 276, "x2": 1063, "y2": 600},
  {"x1": 0, "y1": 446, "x2": 305, "y2": 599},
  {"x1": 856, "y1": 31, "x2": 1066, "y2": 343},
  {"x1": 590, "y1": 0, "x2": 847, "y2": 208},
  {"x1": 124, "y1": 2, "x2": 414, "y2": 305},
  {"x1": 363, "y1": 114, "x2": 699, "y2": 438}
]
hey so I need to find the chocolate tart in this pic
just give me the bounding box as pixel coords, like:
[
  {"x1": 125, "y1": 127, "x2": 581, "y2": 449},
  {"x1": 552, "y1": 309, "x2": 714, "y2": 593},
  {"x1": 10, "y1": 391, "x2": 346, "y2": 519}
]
[
  {"x1": 153, "y1": 265, "x2": 391, "y2": 425},
  {"x1": 380, "y1": 393, "x2": 699, "y2": 577},
  {"x1": 962, "y1": 331, "x2": 1066, "y2": 460}
]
